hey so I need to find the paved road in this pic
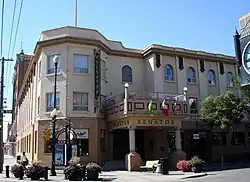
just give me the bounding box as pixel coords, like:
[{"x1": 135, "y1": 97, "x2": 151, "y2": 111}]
[{"x1": 184, "y1": 168, "x2": 250, "y2": 182}]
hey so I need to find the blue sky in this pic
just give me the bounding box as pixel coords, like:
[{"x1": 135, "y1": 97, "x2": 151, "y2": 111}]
[{"x1": 2, "y1": 0, "x2": 250, "y2": 141}]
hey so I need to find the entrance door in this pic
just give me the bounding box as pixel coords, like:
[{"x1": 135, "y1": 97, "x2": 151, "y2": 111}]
[
  {"x1": 135, "y1": 130, "x2": 145, "y2": 159},
  {"x1": 190, "y1": 132, "x2": 208, "y2": 161},
  {"x1": 113, "y1": 130, "x2": 129, "y2": 160}
]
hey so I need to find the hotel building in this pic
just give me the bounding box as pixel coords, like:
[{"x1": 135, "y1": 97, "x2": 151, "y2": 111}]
[{"x1": 12, "y1": 26, "x2": 250, "y2": 169}]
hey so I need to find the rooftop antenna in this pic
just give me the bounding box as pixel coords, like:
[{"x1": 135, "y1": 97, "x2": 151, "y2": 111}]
[
  {"x1": 75, "y1": 0, "x2": 78, "y2": 27},
  {"x1": 20, "y1": 41, "x2": 23, "y2": 52}
]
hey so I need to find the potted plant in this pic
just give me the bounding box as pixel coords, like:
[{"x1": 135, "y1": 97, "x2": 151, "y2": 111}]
[
  {"x1": 176, "y1": 160, "x2": 191, "y2": 172},
  {"x1": 188, "y1": 156, "x2": 205, "y2": 173},
  {"x1": 11, "y1": 164, "x2": 24, "y2": 179},
  {"x1": 86, "y1": 162, "x2": 101, "y2": 181},
  {"x1": 64, "y1": 157, "x2": 85, "y2": 181},
  {"x1": 26, "y1": 161, "x2": 45, "y2": 180}
]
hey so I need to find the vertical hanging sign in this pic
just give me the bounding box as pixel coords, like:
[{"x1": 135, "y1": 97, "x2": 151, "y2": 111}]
[{"x1": 94, "y1": 48, "x2": 101, "y2": 100}]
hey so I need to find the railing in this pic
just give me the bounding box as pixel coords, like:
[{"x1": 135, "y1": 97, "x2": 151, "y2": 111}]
[{"x1": 105, "y1": 91, "x2": 187, "y2": 107}]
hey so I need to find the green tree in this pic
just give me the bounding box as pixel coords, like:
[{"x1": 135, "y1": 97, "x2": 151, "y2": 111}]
[
  {"x1": 200, "y1": 91, "x2": 245, "y2": 168},
  {"x1": 233, "y1": 75, "x2": 250, "y2": 104}
]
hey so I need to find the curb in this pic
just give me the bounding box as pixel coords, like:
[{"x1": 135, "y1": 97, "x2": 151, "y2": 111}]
[{"x1": 181, "y1": 172, "x2": 207, "y2": 179}]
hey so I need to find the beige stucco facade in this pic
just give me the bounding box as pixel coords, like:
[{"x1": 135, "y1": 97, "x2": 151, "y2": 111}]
[{"x1": 13, "y1": 26, "x2": 249, "y2": 168}]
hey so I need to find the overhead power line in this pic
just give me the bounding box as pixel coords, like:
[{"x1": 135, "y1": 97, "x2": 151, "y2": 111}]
[
  {"x1": 5, "y1": 0, "x2": 17, "y2": 98},
  {"x1": 7, "y1": 0, "x2": 17, "y2": 59},
  {"x1": 10, "y1": 0, "x2": 24, "y2": 59},
  {"x1": 0, "y1": 0, "x2": 5, "y2": 57}
]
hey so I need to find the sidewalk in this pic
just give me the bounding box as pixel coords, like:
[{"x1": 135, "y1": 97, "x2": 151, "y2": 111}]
[
  {"x1": 3, "y1": 155, "x2": 16, "y2": 168},
  {"x1": 0, "y1": 170, "x2": 207, "y2": 182},
  {"x1": 0, "y1": 155, "x2": 207, "y2": 181}
]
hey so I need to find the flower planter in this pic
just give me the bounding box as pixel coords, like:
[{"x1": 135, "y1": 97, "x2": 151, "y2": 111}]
[
  {"x1": 11, "y1": 165, "x2": 24, "y2": 179},
  {"x1": 30, "y1": 175, "x2": 41, "y2": 181},
  {"x1": 191, "y1": 165, "x2": 202, "y2": 173},
  {"x1": 64, "y1": 165, "x2": 83, "y2": 181},
  {"x1": 14, "y1": 170, "x2": 24, "y2": 179},
  {"x1": 182, "y1": 168, "x2": 191, "y2": 172},
  {"x1": 86, "y1": 171, "x2": 99, "y2": 181}
]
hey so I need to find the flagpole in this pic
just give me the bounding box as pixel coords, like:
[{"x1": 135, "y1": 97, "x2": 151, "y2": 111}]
[{"x1": 75, "y1": 0, "x2": 78, "y2": 27}]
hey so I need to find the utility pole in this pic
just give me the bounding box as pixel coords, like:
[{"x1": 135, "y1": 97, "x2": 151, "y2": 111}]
[{"x1": 0, "y1": 57, "x2": 12, "y2": 173}]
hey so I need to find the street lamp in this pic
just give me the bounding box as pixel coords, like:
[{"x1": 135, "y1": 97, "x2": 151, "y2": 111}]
[
  {"x1": 183, "y1": 86, "x2": 188, "y2": 101},
  {"x1": 50, "y1": 54, "x2": 59, "y2": 176},
  {"x1": 124, "y1": 83, "x2": 129, "y2": 115}
]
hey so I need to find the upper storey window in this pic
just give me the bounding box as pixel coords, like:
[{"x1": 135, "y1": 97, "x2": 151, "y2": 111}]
[
  {"x1": 164, "y1": 65, "x2": 174, "y2": 81},
  {"x1": 187, "y1": 67, "x2": 196, "y2": 83},
  {"x1": 73, "y1": 55, "x2": 89, "y2": 73},
  {"x1": 226, "y1": 72, "x2": 234, "y2": 87},
  {"x1": 122, "y1": 65, "x2": 132, "y2": 82},
  {"x1": 47, "y1": 55, "x2": 61, "y2": 74},
  {"x1": 208, "y1": 70, "x2": 216, "y2": 85}
]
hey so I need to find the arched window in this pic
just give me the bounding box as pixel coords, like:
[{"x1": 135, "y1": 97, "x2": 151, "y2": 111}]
[
  {"x1": 122, "y1": 65, "x2": 132, "y2": 82},
  {"x1": 187, "y1": 67, "x2": 196, "y2": 83},
  {"x1": 226, "y1": 72, "x2": 234, "y2": 87},
  {"x1": 164, "y1": 65, "x2": 174, "y2": 81},
  {"x1": 208, "y1": 70, "x2": 216, "y2": 85}
]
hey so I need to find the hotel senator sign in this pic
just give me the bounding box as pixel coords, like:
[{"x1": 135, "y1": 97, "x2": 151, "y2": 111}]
[{"x1": 109, "y1": 118, "x2": 176, "y2": 129}]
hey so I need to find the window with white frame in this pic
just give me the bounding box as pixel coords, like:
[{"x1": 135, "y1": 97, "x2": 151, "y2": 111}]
[
  {"x1": 73, "y1": 55, "x2": 89, "y2": 73},
  {"x1": 73, "y1": 92, "x2": 88, "y2": 111},
  {"x1": 208, "y1": 69, "x2": 216, "y2": 85},
  {"x1": 226, "y1": 72, "x2": 234, "y2": 87},
  {"x1": 46, "y1": 92, "x2": 60, "y2": 111},
  {"x1": 47, "y1": 55, "x2": 61, "y2": 74},
  {"x1": 187, "y1": 67, "x2": 196, "y2": 83},
  {"x1": 164, "y1": 65, "x2": 174, "y2": 81}
]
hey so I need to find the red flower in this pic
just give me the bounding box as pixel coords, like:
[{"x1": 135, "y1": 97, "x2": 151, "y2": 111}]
[{"x1": 176, "y1": 160, "x2": 190, "y2": 171}]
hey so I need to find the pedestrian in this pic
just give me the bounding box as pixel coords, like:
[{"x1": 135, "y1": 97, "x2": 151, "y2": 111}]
[{"x1": 21, "y1": 152, "x2": 28, "y2": 167}]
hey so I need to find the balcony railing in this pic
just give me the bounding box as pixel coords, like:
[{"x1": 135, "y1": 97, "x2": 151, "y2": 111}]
[{"x1": 104, "y1": 91, "x2": 189, "y2": 120}]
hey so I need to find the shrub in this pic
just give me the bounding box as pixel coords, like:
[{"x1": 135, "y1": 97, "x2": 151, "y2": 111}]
[
  {"x1": 86, "y1": 162, "x2": 101, "y2": 173},
  {"x1": 64, "y1": 157, "x2": 84, "y2": 181},
  {"x1": 188, "y1": 156, "x2": 205, "y2": 167},
  {"x1": 11, "y1": 164, "x2": 24, "y2": 178},
  {"x1": 26, "y1": 160, "x2": 45, "y2": 180},
  {"x1": 176, "y1": 160, "x2": 190, "y2": 171},
  {"x1": 86, "y1": 162, "x2": 101, "y2": 181}
]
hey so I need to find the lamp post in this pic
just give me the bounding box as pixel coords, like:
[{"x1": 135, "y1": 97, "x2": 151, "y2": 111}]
[
  {"x1": 183, "y1": 86, "x2": 188, "y2": 101},
  {"x1": 50, "y1": 54, "x2": 59, "y2": 176},
  {"x1": 124, "y1": 83, "x2": 129, "y2": 115}
]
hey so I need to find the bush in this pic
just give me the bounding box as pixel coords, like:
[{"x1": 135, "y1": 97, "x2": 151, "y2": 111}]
[
  {"x1": 11, "y1": 164, "x2": 24, "y2": 178},
  {"x1": 26, "y1": 161, "x2": 45, "y2": 180},
  {"x1": 86, "y1": 162, "x2": 101, "y2": 181},
  {"x1": 188, "y1": 156, "x2": 205, "y2": 167},
  {"x1": 176, "y1": 160, "x2": 190, "y2": 172},
  {"x1": 64, "y1": 157, "x2": 84, "y2": 181}
]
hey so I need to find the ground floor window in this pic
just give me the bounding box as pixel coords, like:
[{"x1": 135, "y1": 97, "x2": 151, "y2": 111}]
[
  {"x1": 211, "y1": 132, "x2": 227, "y2": 146},
  {"x1": 77, "y1": 139, "x2": 89, "y2": 156},
  {"x1": 231, "y1": 132, "x2": 245, "y2": 145},
  {"x1": 44, "y1": 140, "x2": 52, "y2": 153}
]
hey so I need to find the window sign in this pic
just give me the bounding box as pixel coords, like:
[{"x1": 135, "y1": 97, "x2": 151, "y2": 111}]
[{"x1": 74, "y1": 129, "x2": 88, "y2": 139}]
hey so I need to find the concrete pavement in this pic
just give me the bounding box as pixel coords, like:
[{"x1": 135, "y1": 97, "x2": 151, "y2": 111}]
[
  {"x1": 0, "y1": 155, "x2": 208, "y2": 181},
  {"x1": 184, "y1": 168, "x2": 250, "y2": 182}
]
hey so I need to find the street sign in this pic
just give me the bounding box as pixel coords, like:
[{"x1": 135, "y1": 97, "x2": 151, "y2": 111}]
[{"x1": 3, "y1": 110, "x2": 12, "y2": 114}]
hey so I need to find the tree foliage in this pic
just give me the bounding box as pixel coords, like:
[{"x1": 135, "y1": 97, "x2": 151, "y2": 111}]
[
  {"x1": 233, "y1": 75, "x2": 250, "y2": 104},
  {"x1": 200, "y1": 91, "x2": 245, "y2": 130}
]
